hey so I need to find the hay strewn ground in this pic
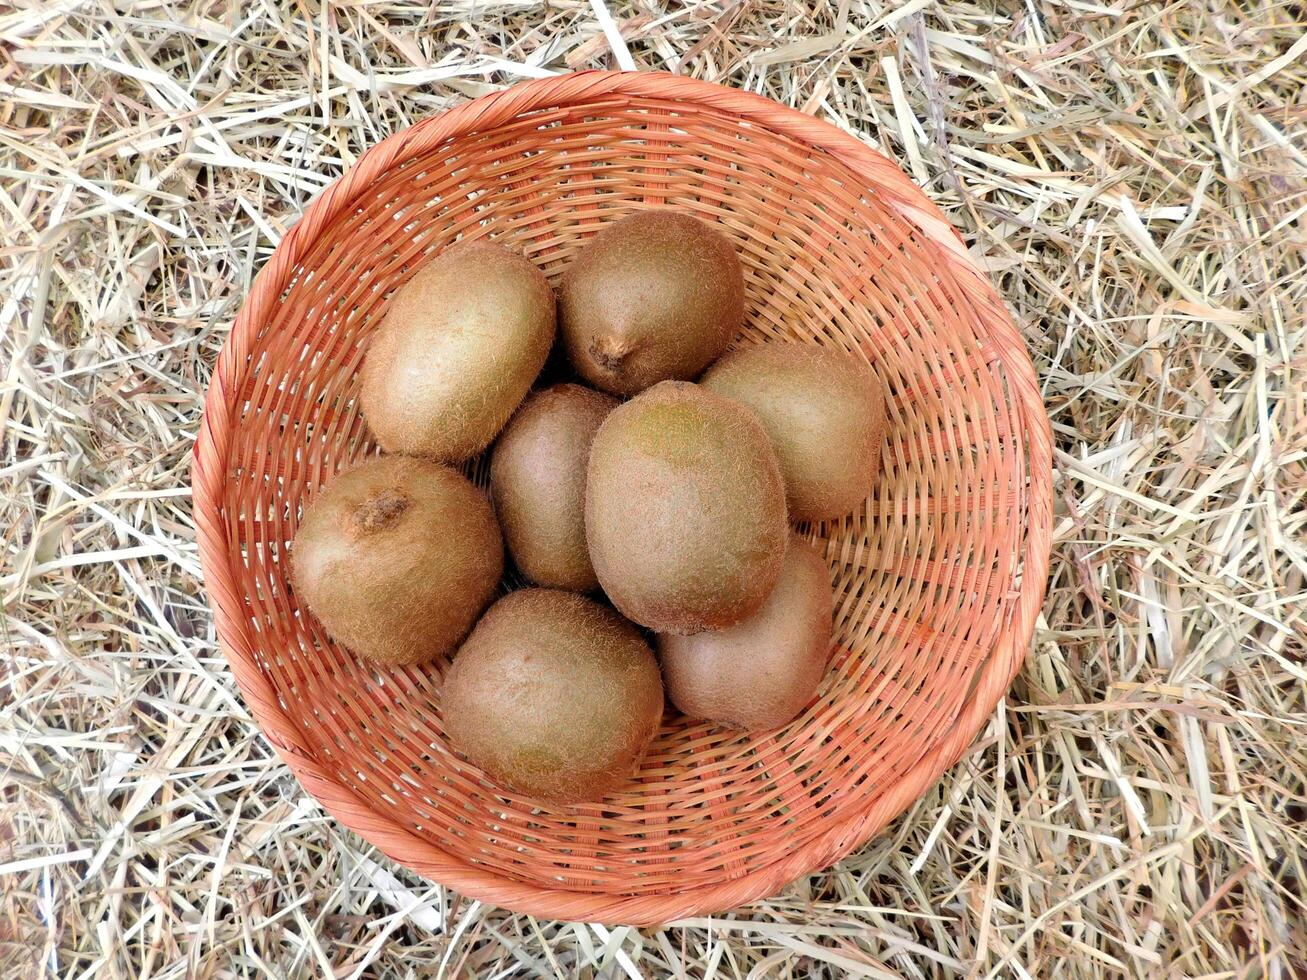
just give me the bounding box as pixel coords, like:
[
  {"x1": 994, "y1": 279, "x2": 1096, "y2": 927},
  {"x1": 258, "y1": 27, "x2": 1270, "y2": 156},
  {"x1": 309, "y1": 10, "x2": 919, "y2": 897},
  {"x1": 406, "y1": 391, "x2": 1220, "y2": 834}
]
[{"x1": 3, "y1": 1, "x2": 1304, "y2": 976}]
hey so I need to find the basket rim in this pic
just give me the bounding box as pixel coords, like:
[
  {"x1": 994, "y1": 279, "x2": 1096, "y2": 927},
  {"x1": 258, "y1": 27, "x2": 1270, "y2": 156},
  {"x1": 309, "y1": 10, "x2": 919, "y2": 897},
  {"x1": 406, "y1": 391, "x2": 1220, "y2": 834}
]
[{"x1": 191, "y1": 69, "x2": 1053, "y2": 926}]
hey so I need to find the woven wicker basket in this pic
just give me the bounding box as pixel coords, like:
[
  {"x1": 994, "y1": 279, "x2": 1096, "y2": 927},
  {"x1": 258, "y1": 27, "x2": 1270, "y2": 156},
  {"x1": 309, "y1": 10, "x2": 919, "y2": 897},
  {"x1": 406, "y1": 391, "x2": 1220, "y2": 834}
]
[{"x1": 193, "y1": 71, "x2": 1052, "y2": 925}]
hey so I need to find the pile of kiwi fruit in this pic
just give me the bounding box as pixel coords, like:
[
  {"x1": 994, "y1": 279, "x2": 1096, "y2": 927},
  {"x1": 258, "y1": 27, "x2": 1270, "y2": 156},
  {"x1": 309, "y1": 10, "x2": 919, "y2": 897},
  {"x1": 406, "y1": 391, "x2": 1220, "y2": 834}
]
[{"x1": 291, "y1": 210, "x2": 887, "y2": 803}]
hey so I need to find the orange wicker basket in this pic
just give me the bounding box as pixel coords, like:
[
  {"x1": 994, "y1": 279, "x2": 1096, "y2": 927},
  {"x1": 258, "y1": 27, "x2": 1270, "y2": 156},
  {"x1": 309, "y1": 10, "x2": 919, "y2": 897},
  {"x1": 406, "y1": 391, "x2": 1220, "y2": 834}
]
[{"x1": 193, "y1": 71, "x2": 1052, "y2": 925}]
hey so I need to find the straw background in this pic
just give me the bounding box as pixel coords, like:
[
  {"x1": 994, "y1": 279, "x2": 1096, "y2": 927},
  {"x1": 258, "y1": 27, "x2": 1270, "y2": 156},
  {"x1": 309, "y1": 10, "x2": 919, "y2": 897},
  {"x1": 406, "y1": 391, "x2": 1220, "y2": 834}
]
[{"x1": 3, "y1": 1, "x2": 1304, "y2": 977}]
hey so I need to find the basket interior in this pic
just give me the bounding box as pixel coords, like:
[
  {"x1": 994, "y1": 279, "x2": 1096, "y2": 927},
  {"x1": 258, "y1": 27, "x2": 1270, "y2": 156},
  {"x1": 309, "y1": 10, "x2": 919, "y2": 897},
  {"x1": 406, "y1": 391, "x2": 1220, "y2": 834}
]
[{"x1": 221, "y1": 96, "x2": 1029, "y2": 896}]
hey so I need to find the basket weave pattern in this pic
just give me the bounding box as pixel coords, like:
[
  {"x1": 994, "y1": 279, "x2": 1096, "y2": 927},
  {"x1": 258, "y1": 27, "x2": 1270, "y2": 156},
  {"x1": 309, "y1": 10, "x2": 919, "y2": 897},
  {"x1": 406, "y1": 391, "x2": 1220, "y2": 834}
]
[{"x1": 193, "y1": 71, "x2": 1052, "y2": 925}]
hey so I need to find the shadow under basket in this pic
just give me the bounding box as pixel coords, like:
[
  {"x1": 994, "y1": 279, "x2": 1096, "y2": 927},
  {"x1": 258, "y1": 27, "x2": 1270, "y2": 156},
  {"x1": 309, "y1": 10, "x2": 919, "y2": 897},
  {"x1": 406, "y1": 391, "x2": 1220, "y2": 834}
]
[{"x1": 192, "y1": 71, "x2": 1053, "y2": 926}]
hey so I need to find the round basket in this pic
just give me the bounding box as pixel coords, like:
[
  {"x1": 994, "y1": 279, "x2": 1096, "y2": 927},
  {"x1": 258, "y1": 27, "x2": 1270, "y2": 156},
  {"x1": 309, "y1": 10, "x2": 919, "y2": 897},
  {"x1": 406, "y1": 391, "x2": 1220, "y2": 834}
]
[{"x1": 193, "y1": 71, "x2": 1052, "y2": 925}]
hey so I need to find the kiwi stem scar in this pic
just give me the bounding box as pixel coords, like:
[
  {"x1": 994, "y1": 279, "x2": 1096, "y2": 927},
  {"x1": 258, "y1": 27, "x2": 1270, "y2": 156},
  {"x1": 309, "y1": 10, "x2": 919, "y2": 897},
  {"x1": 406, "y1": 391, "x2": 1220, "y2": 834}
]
[{"x1": 352, "y1": 488, "x2": 411, "y2": 532}]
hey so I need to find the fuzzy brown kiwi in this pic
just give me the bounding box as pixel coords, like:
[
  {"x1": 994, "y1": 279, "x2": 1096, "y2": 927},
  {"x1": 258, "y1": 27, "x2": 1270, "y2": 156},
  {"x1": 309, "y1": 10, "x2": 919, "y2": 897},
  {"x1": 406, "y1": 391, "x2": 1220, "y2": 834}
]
[
  {"x1": 489, "y1": 384, "x2": 618, "y2": 591},
  {"x1": 658, "y1": 533, "x2": 833, "y2": 731},
  {"x1": 559, "y1": 210, "x2": 744, "y2": 396},
  {"x1": 441, "y1": 589, "x2": 664, "y2": 803},
  {"x1": 585, "y1": 381, "x2": 787, "y2": 633},
  {"x1": 289, "y1": 456, "x2": 503, "y2": 666},
  {"x1": 701, "y1": 344, "x2": 888, "y2": 521},
  {"x1": 360, "y1": 240, "x2": 556, "y2": 462}
]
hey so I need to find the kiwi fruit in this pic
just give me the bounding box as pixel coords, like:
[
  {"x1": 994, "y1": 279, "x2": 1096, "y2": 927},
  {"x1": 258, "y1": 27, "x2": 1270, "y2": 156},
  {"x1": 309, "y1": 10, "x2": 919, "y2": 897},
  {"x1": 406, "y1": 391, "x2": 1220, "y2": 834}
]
[
  {"x1": 290, "y1": 456, "x2": 503, "y2": 666},
  {"x1": 585, "y1": 380, "x2": 787, "y2": 633},
  {"x1": 490, "y1": 384, "x2": 618, "y2": 591},
  {"x1": 559, "y1": 210, "x2": 745, "y2": 395},
  {"x1": 442, "y1": 589, "x2": 664, "y2": 802},
  {"x1": 701, "y1": 344, "x2": 887, "y2": 521},
  {"x1": 360, "y1": 240, "x2": 555, "y2": 462},
  {"x1": 658, "y1": 533, "x2": 833, "y2": 731}
]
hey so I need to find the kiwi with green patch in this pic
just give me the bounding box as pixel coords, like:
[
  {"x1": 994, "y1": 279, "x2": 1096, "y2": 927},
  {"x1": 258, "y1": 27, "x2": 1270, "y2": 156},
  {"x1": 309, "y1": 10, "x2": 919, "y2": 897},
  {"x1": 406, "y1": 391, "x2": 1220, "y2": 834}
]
[
  {"x1": 658, "y1": 533, "x2": 833, "y2": 731},
  {"x1": 490, "y1": 383, "x2": 618, "y2": 591},
  {"x1": 441, "y1": 589, "x2": 664, "y2": 802},
  {"x1": 290, "y1": 456, "x2": 503, "y2": 666},
  {"x1": 360, "y1": 240, "x2": 555, "y2": 462},
  {"x1": 701, "y1": 344, "x2": 887, "y2": 521},
  {"x1": 585, "y1": 380, "x2": 787, "y2": 633},
  {"x1": 559, "y1": 210, "x2": 744, "y2": 396}
]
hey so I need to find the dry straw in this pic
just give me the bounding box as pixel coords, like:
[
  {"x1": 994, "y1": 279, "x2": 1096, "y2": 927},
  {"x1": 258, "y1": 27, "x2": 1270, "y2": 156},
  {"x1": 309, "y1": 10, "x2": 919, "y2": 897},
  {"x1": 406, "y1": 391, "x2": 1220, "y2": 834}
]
[{"x1": 2, "y1": 0, "x2": 1304, "y2": 975}]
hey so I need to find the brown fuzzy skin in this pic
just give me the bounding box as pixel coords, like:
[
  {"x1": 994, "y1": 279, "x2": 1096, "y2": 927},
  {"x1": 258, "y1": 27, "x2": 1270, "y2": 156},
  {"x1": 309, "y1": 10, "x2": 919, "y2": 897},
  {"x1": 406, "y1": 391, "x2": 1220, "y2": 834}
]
[
  {"x1": 442, "y1": 589, "x2": 664, "y2": 803},
  {"x1": 360, "y1": 241, "x2": 556, "y2": 462},
  {"x1": 585, "y1": 381, "x2": 788, "y2": 633},
  {"x1": 701, "y1": 344, "x2": 888, "y2": 521},
  {"x1": 289, "y1": 456, "x2": 503, "y2": 666},
  {"x1": 658, "y1": 533, "x2": 833, "y2": 732},
  {"x1": 490, "y1": 384, "x2": 618, "y2": 591},
  {"x1": 559, "y1": 210, "x2": 744, "y2": 396}
]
